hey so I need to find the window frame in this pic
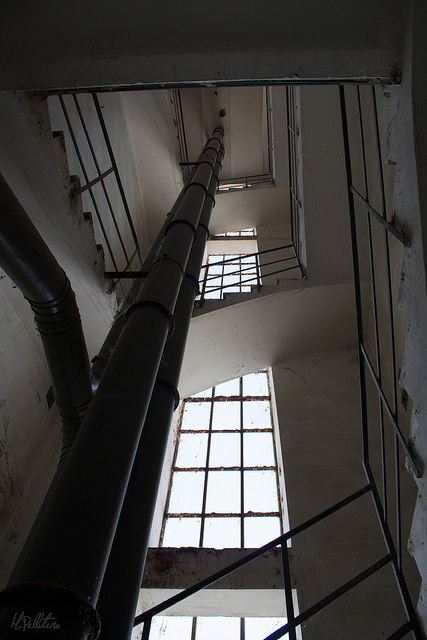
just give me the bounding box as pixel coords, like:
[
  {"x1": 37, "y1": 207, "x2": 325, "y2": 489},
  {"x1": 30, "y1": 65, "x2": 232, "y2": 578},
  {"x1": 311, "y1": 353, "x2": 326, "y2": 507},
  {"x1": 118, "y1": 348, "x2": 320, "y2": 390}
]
[{"x1": 160, "y1": 370, "x2": 285, "y2": 550}]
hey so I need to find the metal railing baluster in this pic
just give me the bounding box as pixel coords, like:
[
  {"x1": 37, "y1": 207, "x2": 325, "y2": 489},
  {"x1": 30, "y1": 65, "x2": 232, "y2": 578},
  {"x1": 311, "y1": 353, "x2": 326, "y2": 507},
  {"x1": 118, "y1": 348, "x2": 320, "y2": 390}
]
[
  {"x1": 73, "y1": 94, "x2": 131, "y2": 266},
  {"x1": 196, "y1": 244, "x2": 301, "y2": 305},
  {"x1": 54, "y1": 91, "x2": 144, "y2": 296}
]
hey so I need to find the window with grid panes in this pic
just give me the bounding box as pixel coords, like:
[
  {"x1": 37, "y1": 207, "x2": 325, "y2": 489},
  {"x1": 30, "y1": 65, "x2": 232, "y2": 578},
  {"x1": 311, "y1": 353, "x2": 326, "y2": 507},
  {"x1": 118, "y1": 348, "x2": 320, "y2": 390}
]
[
  {"x1": 146, "y1": 615, "x2": 289, "y2": 639},
  {"x1": 160, "y1": 371, "x2": 283, "y2": 549},
  {"x1": 215, "y1": 228, "x2": 256, "y2": 237},
  {"x1": 203, "y1": 253, "x2": 259, "y2": 300},
  {"x1": 143, "y1": 371, "x2": 295, "y2": 640}
]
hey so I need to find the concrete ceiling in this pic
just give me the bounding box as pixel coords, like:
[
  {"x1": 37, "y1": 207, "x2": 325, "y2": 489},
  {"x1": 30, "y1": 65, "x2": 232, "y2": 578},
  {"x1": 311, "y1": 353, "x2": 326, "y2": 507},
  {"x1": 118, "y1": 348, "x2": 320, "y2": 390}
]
[
  {"x1": 180, "y1": 87, "x2": 269, "y2": 180},
  {"x1": 0, "y1": 1, "x2": 408, "y2": 90},
  {"x1": 210, "y1": 186, "x2": 289, "y2": 235}
]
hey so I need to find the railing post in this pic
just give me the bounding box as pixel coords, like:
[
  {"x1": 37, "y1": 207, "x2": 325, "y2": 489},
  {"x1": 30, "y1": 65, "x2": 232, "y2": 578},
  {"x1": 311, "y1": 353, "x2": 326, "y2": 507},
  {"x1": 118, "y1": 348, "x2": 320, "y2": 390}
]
[
  {"x1": 255, "y1": 252, "x2": 262, "y2": 290},
  {"x1": 141, "y1": 618, "x2": 151, "y2": 640},
  {"x1": 200, "y1": 261, "x2": 209, "y2": 306},
  {"x1": 281, "y1": 542, "x2": 297, "y2": 640}
]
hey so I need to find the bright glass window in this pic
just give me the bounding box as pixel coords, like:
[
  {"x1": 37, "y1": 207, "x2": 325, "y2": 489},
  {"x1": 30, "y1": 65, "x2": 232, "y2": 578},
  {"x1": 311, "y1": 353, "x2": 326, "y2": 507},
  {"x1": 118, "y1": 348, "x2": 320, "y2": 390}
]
[
  {"x1": 143, "y1": 371, "x2": 299, "y2": 640},
  {"x1": 215, "y1": 228, "x2": 256, "y2": 237},
  {"x1": 202, "y1": 253, "x2": 259, "y2": 300},
  {"x1": 160, "y1": 371, "x2": 284, "y2": 550},
  {"x1": 145, "y1": 615, "x2": 291, "y2": 639}
]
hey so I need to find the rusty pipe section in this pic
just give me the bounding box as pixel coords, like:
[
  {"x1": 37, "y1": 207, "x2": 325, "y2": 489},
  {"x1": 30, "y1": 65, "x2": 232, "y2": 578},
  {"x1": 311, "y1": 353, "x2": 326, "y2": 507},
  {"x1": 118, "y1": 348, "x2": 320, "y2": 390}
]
[
  {"x1": 0, "y1": 173, "x2": 93, "y2": 463},
  {"x1": 0, "y1": 128, "x2": 223, "y2": 639}
]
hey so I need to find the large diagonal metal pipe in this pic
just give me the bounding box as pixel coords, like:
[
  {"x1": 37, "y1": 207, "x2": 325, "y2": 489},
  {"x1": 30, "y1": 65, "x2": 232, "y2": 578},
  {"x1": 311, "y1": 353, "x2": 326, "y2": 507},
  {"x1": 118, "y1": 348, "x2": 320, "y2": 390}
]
[
  {"x1": 96, "y1": 146, "x2": 223, "y2": 640},
  {"x1": 0, "y1": 128, "x2": 223, "y2": 639},
  {"x1": 0, "y1": 173, "x2": 93, "y2": 463}
]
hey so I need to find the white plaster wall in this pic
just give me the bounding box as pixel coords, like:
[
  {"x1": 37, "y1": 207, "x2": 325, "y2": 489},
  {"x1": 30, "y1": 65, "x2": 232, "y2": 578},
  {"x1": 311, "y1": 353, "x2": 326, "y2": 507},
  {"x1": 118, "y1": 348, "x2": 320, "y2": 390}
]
[
  {"x1": 0, "y1": 92, "x2": 115, "y2": 355},
  {"x1": 0, "y1": 92, "x2": 115, "y2": 585},
  {"x1": 387, "y1": 3, "x2": 427, "y2": 627},
  {"x1": 0, "y1": 276, "x2": 58, "y2": 536},
  {"x1": 211, "y1": 186, "x2": 290, "y2": 236},
  {"x1": 206, "y1": 238, "x2": 258, "y2": 256},
  {"x1": 180, "y1": 86, "x2": 269, "y2": 181}
]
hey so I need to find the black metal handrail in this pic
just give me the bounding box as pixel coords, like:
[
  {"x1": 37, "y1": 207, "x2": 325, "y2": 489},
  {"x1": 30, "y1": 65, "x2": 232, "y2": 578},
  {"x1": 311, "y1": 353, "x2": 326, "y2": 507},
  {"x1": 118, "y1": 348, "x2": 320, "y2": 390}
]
[
  {"x1": 217, "y1": 173, "x2": 273, "y2": 191},
  {"x1": 135, "y1": 484, "x2": 371, "y2": 626},
  {"x1": 135, "y1": 486, "x2": 421, "y2": 639},
  {"x1": 51, "y1": 93, "x2": 143, "y2": 296},
  {"x1": 133, "y1": 483, "x2": 418, "y2": 639},
  {"x1": 197, "y1": 244, "x2": 301, "y2": 306}
]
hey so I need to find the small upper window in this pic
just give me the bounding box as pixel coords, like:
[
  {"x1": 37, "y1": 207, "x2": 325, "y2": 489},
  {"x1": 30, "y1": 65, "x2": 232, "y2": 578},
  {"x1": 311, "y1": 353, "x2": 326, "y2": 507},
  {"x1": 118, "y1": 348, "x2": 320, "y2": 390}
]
[
  {"x1": 200, "y1": 253, "x2": 259, "y2": 300},
  {"x1": 215, "y1": 228, "x2": 256, "y2": 237}
]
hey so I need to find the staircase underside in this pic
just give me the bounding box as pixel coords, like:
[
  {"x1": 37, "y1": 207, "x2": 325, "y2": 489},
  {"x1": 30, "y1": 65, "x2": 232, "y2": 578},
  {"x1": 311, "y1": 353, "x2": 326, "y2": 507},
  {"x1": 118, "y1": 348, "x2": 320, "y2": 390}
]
[{"x1": 181, "y1": 280, "x2": 359, "y2": 397}]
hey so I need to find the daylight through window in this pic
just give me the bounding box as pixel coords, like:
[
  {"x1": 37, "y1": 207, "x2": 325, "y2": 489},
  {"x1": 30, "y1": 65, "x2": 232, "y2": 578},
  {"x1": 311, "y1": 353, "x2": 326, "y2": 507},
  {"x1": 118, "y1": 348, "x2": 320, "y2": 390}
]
[
  {"x1": 201, "y1": 253, "x2": 260, "y2": 300},
  {"x1": 160, "y1": 370, "x2": 283, "y2": 549}
]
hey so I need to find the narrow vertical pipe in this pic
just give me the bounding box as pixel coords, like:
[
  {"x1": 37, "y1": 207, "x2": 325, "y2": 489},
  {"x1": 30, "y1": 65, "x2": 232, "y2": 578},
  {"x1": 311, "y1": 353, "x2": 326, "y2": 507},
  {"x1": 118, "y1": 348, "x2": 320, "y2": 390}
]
[
  {"x1": 96, "y1": 277, "x2": 197, "y2": 639},
  {"x1": 143, "y1": 154, "x2": 201, "y2": 274},
  {"x1": 0, "y1": 129, "x2": 223, "y2": 639}
]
